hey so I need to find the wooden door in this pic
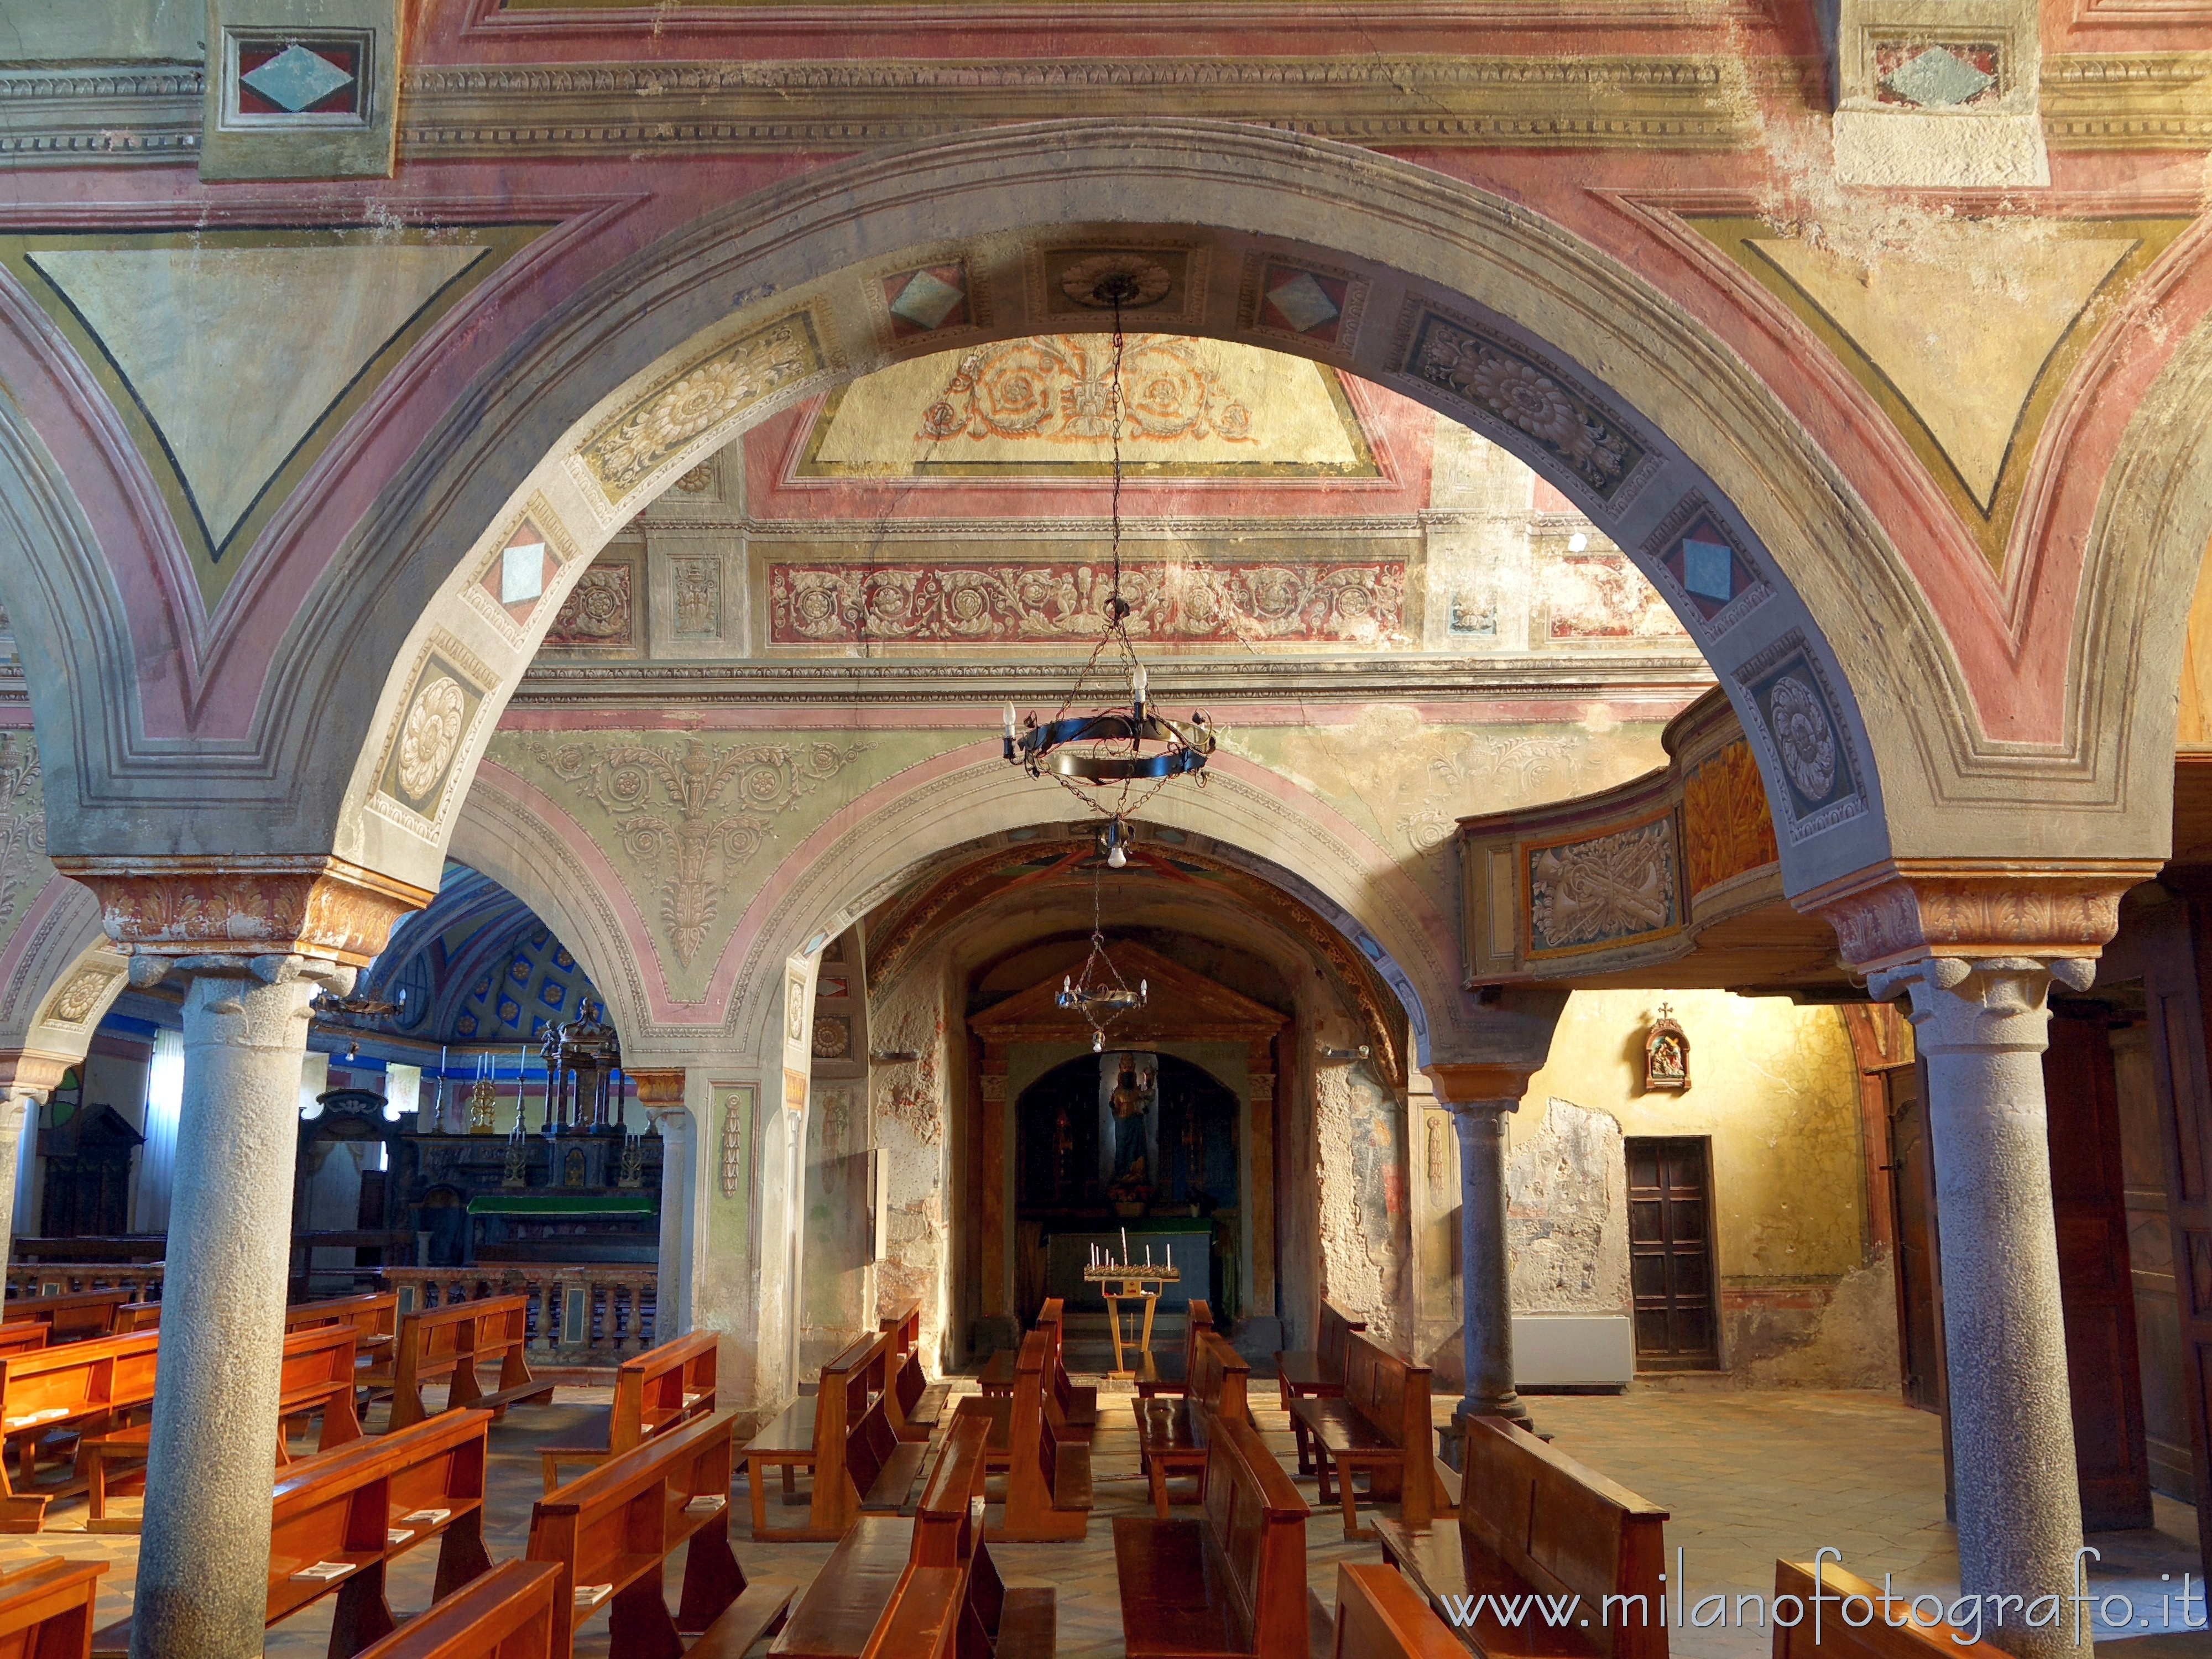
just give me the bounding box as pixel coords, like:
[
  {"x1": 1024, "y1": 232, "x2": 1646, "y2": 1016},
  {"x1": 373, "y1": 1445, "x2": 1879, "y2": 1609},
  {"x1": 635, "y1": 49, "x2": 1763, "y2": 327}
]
[
  {"x1": 1626, "y1": 1136, "x2": 1718, "y2": 1368},
  {"x1": 1884, "y1": 1061, "x2": 1947, "y2": 1415},
  {"x1": 2044, "y1": 1010, "x2": 2155, "y2": 1530}
]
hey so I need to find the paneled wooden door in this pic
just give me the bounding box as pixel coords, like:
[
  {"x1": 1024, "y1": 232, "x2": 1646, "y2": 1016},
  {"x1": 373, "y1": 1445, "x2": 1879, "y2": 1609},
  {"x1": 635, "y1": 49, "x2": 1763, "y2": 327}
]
[
  {"x1": 1626, "y1": 1136, "x2": 1719, "y2": 1369},
  {"x1": 1884, "y1": 1061, "x2": 1947, "y2": 1415}
]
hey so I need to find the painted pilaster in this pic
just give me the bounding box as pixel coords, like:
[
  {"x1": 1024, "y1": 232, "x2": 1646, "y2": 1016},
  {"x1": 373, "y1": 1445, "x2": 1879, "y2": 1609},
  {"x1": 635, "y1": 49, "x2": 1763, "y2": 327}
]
[
  {"x1": 1866, "y1": 954, "x2": 2090, "y2": 1659},
  {"x1": 632, "y1": 1068, "x2": 692, "y2": 1340},
  {"x1": 1429, "y1": 1063, "x2": 1535, "y2": 1435}
]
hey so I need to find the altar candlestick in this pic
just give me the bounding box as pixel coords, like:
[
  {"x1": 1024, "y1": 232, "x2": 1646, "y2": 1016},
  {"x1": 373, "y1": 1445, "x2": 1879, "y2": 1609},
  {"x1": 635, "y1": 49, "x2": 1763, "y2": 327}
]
[{"x1": 1121, "y1": 1227, "x2": 1128, "y2": 1264}]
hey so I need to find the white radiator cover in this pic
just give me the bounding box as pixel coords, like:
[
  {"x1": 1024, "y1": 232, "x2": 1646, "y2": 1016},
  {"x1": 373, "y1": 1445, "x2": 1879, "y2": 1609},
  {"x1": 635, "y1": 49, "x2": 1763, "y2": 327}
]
[{"x1": 1512, "y1": 1314, "x2": 1636, "y2": 1386}]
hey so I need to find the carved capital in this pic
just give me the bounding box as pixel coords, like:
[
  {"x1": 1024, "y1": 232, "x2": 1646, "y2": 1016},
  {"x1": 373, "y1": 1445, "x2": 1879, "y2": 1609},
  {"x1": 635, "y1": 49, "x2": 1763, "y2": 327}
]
[
  {"x1": 1426, "y1": 1063, "x2": 1533, "y2": 1109},
  {"x1": 1794, "y1": 858, "x2": 2160, "y2": 975},
  {"x1": 1866, "y1": 954, "x2": 2095, "y2": 1056},
  {"x1": 628, "y1": 1068, "x2": 688, "y2": 1110},
  {"x1": 53, "y1": 855, "x2": 433, "y2": 970},
  {"x1": 0, "y1": 1050, "x2": 74, "y2": 1102}
]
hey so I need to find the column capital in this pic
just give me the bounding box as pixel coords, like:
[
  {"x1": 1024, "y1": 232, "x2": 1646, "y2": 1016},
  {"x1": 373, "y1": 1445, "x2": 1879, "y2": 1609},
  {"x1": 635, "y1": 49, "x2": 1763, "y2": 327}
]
[
  {"x1": 1426, "y1": 1063, "x2": 1533, "y2": 1109},
  {"x1": 1867, "y1": 954, "x2": 2094, "y2": 1055},
  {"x1": 53, "y1": 854, "x2": 432, "y2": 971},
  {"x1": 1794, "y1": 857, "x2": 2160, "y2": 976},
  {"x1": 628, "y1": 1068, "x2": 688, "y2": 1111},
  {"x1": 0, "y1": 1050, "x2": 75, "y2": 1102}
]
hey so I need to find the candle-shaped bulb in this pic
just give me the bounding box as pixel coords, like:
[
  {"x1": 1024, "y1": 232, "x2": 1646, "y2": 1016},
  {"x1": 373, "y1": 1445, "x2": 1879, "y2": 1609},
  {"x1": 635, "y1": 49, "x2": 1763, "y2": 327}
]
[
  {"x1": 1108, "y1": 844, "x2": 1127, "y2": 869},
  {"x1": 1132, "y1": 664, "x2": 1149, "y2": 703},
  {"x1": 1003, "y1": 702, "x2": 1018, "y2": 739}
]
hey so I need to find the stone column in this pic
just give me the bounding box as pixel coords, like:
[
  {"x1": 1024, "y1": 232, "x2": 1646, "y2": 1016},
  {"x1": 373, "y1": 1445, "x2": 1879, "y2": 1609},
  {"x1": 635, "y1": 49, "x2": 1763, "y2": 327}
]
[
  {"x1": 1868, "y1": 954, "x2": 2092, "y2": 1659},
  {"x1": 51, "y1": 854, "x2": 428, "y2": 1659},
  {"x1": 1807, "y1": 861, "x2": 2156, "y2": 1659},
  {"x1": 0, "y1": 1054, "x2": 71, "y2": 1283},
  {"x1": 1428, "y1": 1064, "x2": 1533, "y2": 1435},
  {"x1": 632, "y1": 1068, "x2": 693, "y2": 1340}
]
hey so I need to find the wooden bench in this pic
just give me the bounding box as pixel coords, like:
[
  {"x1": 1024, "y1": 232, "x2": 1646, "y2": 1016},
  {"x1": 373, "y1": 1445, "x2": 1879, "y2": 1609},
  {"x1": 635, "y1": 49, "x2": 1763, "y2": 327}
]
[
  {"x1": 772, "y1": 1408, "x2": 1055, "y2": 1659},
  {"x1": 1771, "y1": 1561, "x2": 2004, "y2": 1659},
  {"x1": 1290, "y1": 1330, "x2": 1434, "y2": 1538},
  {"x1": 956, "y1": 1326, "x2": 1090, "y2": 1541},
  {"x1": 1, "y1": 1290, "x2": 129, "y2": 1345},
  {"x1": 1278, "y1": 1303, "x2": 1364, "y2": 1475},
  {"x1": 111, "y1": 1303, "x2": 161, "y2": 1334},
  {"x1": 1133, "y1": 1328, "x2": 1249, "y2": 1519},
  {"x1": 1114, "y1": 1411, "x2": 1323, "y2": 1659},
  {"x1": 530, "y1": 1406, "x2": 795, "y2": 1659},
  {"x1": 387, "y1": 1294, "x2": 555, "y2": 1432},
  {"x1": 742, "y1": 1329, "x2": 891, "y2": 1542},
  {"x1": 1332, "y1": 1564, "x2": 1464, "y2": 1659},
  {"x1": 1376, "y1": 1415, "x2": 1667, "y2": 1659},
  {"x1": 0, "y1": 1326, "x2": 43, "y2": 1361},
  {"x1": 290, "y1": 1291, "x2": 400, "y2": 1367},
  {"x1": 539, "y1": 1329, "x2": 718, "y2": 1494},
  {"x1": 0, "y1": 1329, "x2": 160, "y2": 1531},
  {"x1": 848, "y1": 1384, "x2": 930, "y2": 1522},
  {"x1": 879, "y1": 1298, "x2": 944, "y2": 1443},
  {"x1": 91, "y1": 1406, "x2": 497, "y2": 1659},
  {"x1": 0, "y1": 1557, "x2": 107, "y2": 1656},
  {"x1": 82, "y1": 1322, "x2": 367, "y2": 1532},
  {"x1": 352, "y1": 1559, "x2": 564, "y2": 1659},
  {"x1": 977, "y1": 1295, "x2": 1059, "y2": 1396},
  {"x1": 1136, "y1": 1298, "x2": 1213, "y2": 1398},
  {"x1": 1039, "y1": 1305, "x2": 1098, "y2": 1439}
]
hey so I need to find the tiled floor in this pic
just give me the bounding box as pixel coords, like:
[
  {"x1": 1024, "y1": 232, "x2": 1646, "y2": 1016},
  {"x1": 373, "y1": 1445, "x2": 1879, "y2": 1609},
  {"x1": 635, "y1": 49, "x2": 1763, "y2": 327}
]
[{"x1": 1, "y1": 1379, "x2": 2203, "y2": 1656}]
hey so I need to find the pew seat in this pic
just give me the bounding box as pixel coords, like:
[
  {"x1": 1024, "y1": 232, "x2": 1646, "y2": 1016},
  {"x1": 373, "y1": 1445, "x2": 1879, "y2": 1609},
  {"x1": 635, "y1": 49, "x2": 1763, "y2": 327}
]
[
  {"x1": 1133, "y1": 1329, "x2": 1248, "y2": 1519},
  {"x1": 1289, "y1": 1331, "x2": 1435, "y2": 1538},
  {"x1": 0, "y1": 1557, "x2": 107, "y2": 1656},
  {"x1": 1277, "y1": 1304, "x2": 1364, "y2": 1476},
  {"x1": 1135, "y1": 1300, "x2": 1214, "y2": 1400}
]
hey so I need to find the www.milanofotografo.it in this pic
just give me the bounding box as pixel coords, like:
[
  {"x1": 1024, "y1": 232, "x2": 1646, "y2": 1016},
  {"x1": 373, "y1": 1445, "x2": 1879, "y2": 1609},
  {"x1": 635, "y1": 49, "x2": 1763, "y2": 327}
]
[{"x1": 1438, "y1": 1550, "x2": 2209, "y2": 1646}]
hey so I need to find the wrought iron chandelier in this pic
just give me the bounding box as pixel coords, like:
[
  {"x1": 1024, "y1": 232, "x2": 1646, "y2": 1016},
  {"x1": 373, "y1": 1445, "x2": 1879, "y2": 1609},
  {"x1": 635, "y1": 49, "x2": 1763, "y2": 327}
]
[
  {"x1": 1001, "y1": 269, "x2": 1214, "y2": 853},
  {"x1": 1060, "y1": 830, "x2": 1149, "y2": 1052}
]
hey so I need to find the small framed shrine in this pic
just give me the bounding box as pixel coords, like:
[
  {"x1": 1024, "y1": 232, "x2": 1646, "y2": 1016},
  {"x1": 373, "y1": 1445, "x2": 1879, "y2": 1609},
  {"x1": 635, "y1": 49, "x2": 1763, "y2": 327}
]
[{"x1": 1644, "y1": 1005, "x2": 1690, "y2": 1093}]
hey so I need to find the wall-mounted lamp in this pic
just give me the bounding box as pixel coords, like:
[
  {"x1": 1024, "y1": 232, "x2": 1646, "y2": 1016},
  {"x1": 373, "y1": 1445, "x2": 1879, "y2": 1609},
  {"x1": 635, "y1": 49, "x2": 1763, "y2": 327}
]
[{"x1": 1318, "y1": 1044, "x2": 1371, "y2": 1063}]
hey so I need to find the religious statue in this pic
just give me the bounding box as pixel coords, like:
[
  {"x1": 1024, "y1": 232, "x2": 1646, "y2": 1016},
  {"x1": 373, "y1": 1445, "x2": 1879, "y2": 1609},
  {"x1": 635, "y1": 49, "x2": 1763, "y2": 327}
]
[
  {"x1": 1108, "y1": 1058, "x2": 1155, "y2": 1181},
  {"x1": 1644, "y1": 1005, "x2": 1691, "y2": 1092}
]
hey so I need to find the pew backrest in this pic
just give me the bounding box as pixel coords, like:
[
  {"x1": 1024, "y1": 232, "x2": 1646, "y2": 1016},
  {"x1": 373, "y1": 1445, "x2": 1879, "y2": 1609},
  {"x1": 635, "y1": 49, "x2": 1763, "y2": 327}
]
[
  {"x1": 528, "y1": 1407, "x2": 743, "y2": 1658},
  {"x1": 810, "y1": 1329, "x2": 891, "y2": 1471},
  {"x1": 0, "y1": 1324, "x2": 44, "y2": 1359},
  {"x1": 1334, "y1": 1564, "x2": 1464, "y2": 1659},
  {"x1": 279, "y1": 1324, "x2": 364, "y2": 1447},
  {"x1": 1771, "y1": 1562, "x2": 2002, "y2": 1659},
  {"x1": 390, "y1": 1294, "x2": 534, "y2": 1428},
  {"x1": 879, "y1": 1299, "x2": 923, "y2": 1361},
  {"x1": 1461, "y1": 1416, "x2": 1668, "y2": 1659},
  {"x1": 0, "y1": 1330, "x2": 160, "y2": 1433},
  {"x1": 611, "y1": 1329, "x2": 718, "y2": 1457},
  {"x1": 910, "y1": 1409, "x2": 992, "y2": 1568},
  {"x1": 289, "y1": 1292, "x2": 399, "y2": 1350},
  {"x1": 858, "y1": 1567, "x2": 963, "y2": 1659},
  {"x1": 111, "y1": 1303, "x2": 161, "y2": 1334},
  {"x1": 351, "y1": 1558, "x2": 561, "y2": 1659},
  {"x1": 4, "y1": 1290, "x2": 129, "y2": 1343},
  {"x1": 1200, "y1": 1413, "x2": 1311, "y2": 1658},
  {"x1": 0, "y1": 1557, "x2": 107, "y2": 1656},
  {"x1": 268, "y1": 1408, "x2": 493, "y2": 1629},
  {"x1": 1318, "y1": 1303, "x2": 1365, "y2": 1378},
  {"x1": 1190, "y1": 1329, "x2": 1250, "y2": 1432},
  {"x1": 1342, "y1": 1332, "x2": 1430, "y2": 1460}
]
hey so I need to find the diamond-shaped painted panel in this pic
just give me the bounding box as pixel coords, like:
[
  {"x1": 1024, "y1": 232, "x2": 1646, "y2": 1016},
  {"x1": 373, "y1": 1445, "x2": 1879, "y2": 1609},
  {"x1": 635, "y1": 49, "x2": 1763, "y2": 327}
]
[
  {"x1": 1877, "y1": 44, "x2": 1996, "y2": 109},
  {"x1": 881, "y1": 264, "x2": 971, "y2": 338},
  {"x1": 238, "y1": 42, "x2": 359, "y2": 116},
  {"x1": 1259, "y1": 265, "x2": 1349, "y2": 343},
  {"x1": 1681, "y1": 538, "x2": 1734, "y2": 603}
]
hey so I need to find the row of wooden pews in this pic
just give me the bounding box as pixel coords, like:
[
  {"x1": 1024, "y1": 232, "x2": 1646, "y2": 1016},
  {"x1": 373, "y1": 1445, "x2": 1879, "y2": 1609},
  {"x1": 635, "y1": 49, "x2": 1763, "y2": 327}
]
[{"x1": 742, "y1": 1326, "x2": 930, "y2": 1542}]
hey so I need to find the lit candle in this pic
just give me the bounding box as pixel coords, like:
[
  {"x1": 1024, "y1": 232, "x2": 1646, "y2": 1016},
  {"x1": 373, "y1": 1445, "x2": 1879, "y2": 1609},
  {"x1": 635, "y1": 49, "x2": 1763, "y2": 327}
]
[{"x1": 1121, "y1": 1227, "x2": 1128, "y2": 1264}]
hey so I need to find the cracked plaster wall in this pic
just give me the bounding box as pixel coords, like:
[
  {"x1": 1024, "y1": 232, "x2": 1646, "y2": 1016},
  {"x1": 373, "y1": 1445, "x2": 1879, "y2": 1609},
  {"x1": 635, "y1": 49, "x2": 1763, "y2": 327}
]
[
  {"x1": 1314, "y1": 1061, "x2": 1412, "y2": 1347},
  {"x1": 869, "y1": 964, "x2": 952, "y2": 1368}
]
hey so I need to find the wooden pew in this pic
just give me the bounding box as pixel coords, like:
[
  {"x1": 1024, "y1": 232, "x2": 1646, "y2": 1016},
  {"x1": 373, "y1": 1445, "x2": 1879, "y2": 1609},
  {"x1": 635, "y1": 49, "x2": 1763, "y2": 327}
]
[
  {"x1": 529, "y1": 1406, "x2": 794, "y2": 1659},
  {"x1": 111, "y1": 1303, "x2": 160, "y2": 1334},
  {"x1": 1771, "y1": 1561, "x2": 2005, "y2": 1659},
  {"x1": 879, "y1": 1298, "x2": 943, "y2": 1443},
  {"x1": 1376, "y1": 1415, "x2": 1668, "y2": 1659},
  {"x1": 1038, "y1": 1307, "x2": 1098, "y2": 1440},
  {"x1": 956, "y1": 1326, "x2": 1089, "y2": 1541},
  {"x1": 1333, "y1": 1564, "x2": 1465, "y2": 1659},
  {"x1": 0, "y1": 1327, "x2": 43, "y2": 1361},
  {"x1": 2, "y1": 1290, "x2": 129, "y2": 1345},
  {"x1": 387, "y1": 1294, "x2": 555, "y2": 1432},
  {"x1": 0, "y1": 1557, "x2": 107, "y2": 1657},
  {"x1": 0, "y1": 1330, "x2": 160, "y2": 1531},
  {"x1": 90, "y1": 1407, "x2": 495, "y2": 1659},
  {"x1": 743, "y1": 1329, "x2": 891, "y2": 1542},
  {"x1": 1133, "y1": 1328, "x2": 1248, "y2": 1519},
  {"x1": 1291, "y1": 1329, "x2": 1434, "y2": 1538},
  {"x1": 1278, "y1": 1302, "x2": 1364, "y2": 1475},
  {"x1": 1135, "y1": 1298, "x2": 1213, "y2": 1399},
  {"x1": 82, "y1": 1322, "x2": 367, "y2": 1532},
  {"x1": 772, "y1": 1408, "x2": 1054, "y2": 1659},
  {"x1": 847, "y1": 1385, "x2": 930, "y2": 1522},
  {"x1": 290, "y1": 1291, "x2": 400, "y2": 1367},
  {"x1": 538, "y1": 1329, "x2": 718, "y2": 1494},
  {"x1": 977, "y1": 1296, "x2": 1058, "y2": 1396},
  {"x1": 1114, "y1": 1412, "x2": 1319, "y2": 1659},
  {"x1": 352, "y1": 1559, "x2": 563, "y2": 1659}
]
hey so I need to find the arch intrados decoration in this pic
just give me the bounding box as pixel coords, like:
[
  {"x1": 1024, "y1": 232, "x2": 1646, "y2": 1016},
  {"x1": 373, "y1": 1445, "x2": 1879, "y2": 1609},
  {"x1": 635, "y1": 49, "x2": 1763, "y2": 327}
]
[{"x1": 314, "y1": 121, "x2": 1917, "y2": 930}]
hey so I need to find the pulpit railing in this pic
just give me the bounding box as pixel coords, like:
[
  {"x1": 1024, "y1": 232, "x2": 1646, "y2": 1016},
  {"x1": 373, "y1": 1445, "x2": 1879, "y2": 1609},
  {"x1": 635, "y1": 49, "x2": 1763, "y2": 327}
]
[
  {"x1": 377, "y1": 1265, "x2": 657, "y2": 1365},
  {"x1": 4, "y1": 1262, "x2": 165, "y2": 1300}
]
